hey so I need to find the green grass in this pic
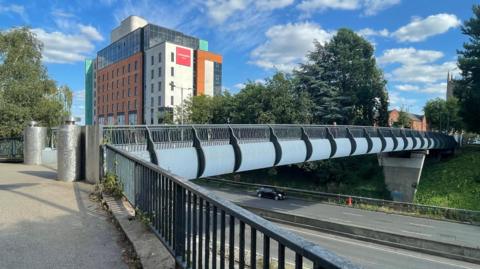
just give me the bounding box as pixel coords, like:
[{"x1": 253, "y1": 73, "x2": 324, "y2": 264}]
[{"x1": 415, "y1": 145, "x2": 480, "y2": 211}]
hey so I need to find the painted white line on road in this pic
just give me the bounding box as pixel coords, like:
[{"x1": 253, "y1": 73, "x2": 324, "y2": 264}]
[
  {"x1": 328, "y1": 217, "x2": 352, "y2": 223},
  {"x1": 401, "y1": 230, "x2": 432, "y2": 237},
  {"x1": 281, "y1": 226, "x2": 478, "y2": 269},
  {"x1": 408, "y1": 222, "x2": 435, "y2": 228},
  {"x1": 342, "y1": 212, "x2": 363, "y2": 217}
]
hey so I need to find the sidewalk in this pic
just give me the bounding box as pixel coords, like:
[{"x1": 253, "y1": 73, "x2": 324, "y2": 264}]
[{"x1": 0, "y1": 163, "x2": 129, "y2": 269}]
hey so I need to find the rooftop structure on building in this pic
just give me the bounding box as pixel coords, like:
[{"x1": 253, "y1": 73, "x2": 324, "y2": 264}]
[{"x1": 85, "y1": 16, "x2": 222, "y2": 126}]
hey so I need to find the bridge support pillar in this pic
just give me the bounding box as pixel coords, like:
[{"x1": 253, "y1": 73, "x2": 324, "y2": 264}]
[{"x1": 378, "y1": 150, "x2": 428, "y2": 202}]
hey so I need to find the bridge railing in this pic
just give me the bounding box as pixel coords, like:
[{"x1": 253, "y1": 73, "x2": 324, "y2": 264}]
[
  {"x1": 104, "y1": 144, "x2": 357, "y2": 269},
  {"x1": 0, "y1": 137, "x2": 23, "y2": 161},
  {"x1": 102, "y1": 124, "x2": 458, "y2": 150}
]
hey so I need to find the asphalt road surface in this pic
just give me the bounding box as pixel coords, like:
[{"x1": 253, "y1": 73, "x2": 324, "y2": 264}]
[{"x1": 198, "y1": 185, "x2": 480, "y2": 269}]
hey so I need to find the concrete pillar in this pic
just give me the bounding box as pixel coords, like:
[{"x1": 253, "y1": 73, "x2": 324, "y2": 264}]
[
  {"x1": 23, "y1": 121, "x2": 46, "y2": 165},
  {"x1": 57, "y1": 117, "x2": 83, "y2": 182},
  {"x1": 85, "y1": 125, "x2": 103, "y2": 184},
  {"x1": 378, "y1": 150, "x2": 428, "y2": 202}
]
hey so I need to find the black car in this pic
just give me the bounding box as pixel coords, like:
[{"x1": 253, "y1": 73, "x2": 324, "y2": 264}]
[{"x1": 256, "y1": 187, "x2": 286, "y2": 200}]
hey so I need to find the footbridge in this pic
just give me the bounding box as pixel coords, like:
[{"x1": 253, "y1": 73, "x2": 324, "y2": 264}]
[{"x1": 103, "y1": 124, "x2": 456, "y2": 180}]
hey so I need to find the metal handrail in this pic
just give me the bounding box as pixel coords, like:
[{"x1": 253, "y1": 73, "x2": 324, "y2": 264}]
[
  {"x1": 105, "y1": 144, "x2": 358, "y2": 269},
  {"x1": 0, "y1": 136, "x2": 23, "y2": 161}
]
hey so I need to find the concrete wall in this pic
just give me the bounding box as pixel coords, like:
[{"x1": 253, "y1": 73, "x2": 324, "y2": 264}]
[
  {"x1": 378, "y1": 151, "x2": 428, "y2": 202},
  {"x1": 85, "y1": 125, "x2": 103, "y2": 184}
]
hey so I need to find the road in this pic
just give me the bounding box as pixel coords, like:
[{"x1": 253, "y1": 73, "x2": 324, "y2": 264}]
[
  {"x1": 202, "y1": 184, "x2": 480, "y2": 249},
  {"x1": 196, "y1": 185, "x2": 480, "y2": 269}
]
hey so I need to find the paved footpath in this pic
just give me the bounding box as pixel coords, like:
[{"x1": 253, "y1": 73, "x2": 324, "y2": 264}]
[{"x1": 0, "y1": 163, "x2": 128, "y2": 269}]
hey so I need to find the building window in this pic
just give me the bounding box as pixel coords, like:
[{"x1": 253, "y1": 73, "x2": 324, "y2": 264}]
[
  {"x1": 170, "y1": 82, "x2": 174, "y2": 91},
  {"x1": 151, "y1": 55, "x2": 154, "y2": 65},
  {"x1": 134, "y1": 61, "x2": 138, "y2": 70},
  {"x1": 128, "y1": 88, "x2": 131, "y2": 97},
  {"x1": 158, "y1": 52, "x2": 162, "y2": 63},
  {"x1": 151, "y1": 97, "x2": 154, "y2": 107},
  {"x1": 151, "y1": 83, "x2": 154, "y2": 93},
  {"x1": 128, "y1": 63, "x2": 131, "y2": 73},
  {"x1": 151, "y1": 69, "x2": 154, "y2": 79},
  {"x1": 171, "y1": 96, "x2": 174, "y2": 106},
  {"x1": 134, "y1": 86, "x2": 137, "y2": 96},
  {"x1": 158, "y1": 67, "x2": 161, "y2": 77},
  {"x1": 158, "y1": 81, "x2": 161, "y2": 92},
  {"x1": 122, "y1": 66, "x2": 125, "y2": 74},
  {"x1": 134, "y1": 73, "x2": 138, "y2": 83},
  {"x1": 171, "y1": 67, "x2": 174, "y2": 77},
  {"x1": 171, "y1": 52, "x2": 174, "y2": 62},
  {"x1": 158, "y1": 96, "x2": 161, "y2": 106}
]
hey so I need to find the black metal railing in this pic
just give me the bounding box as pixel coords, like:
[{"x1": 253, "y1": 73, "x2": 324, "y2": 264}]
[
  {"x1": 105, "y1": 144, "x2": 358, "y2": 269},
  {"x1": 0, "y1": 137, "x2": 23, "y2": 161},
  {"x1": 102, "y1": 124, "x2": 457, "y2": 151}
]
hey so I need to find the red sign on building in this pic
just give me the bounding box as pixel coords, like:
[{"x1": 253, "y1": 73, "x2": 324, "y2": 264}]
[{"x1": 176, "y1": 47, "x2": 191, "y2": 67}]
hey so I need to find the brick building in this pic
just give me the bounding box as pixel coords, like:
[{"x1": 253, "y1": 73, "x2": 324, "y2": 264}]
[{"x1": 388, "y1": 109, "x2": 428, "y2": 131}]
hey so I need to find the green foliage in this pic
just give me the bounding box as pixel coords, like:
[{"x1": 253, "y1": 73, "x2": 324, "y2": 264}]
[
  {"x1": 424, "y1": 98, "x2": 463, "y2": 132},
  {"x1": 454, "y1": 5, "x2": 480, "y2": 132},
  {"x1": 101, "y1": 172, "x2": 124, "y2": 198},
  {"x1": 295, "y1": 29, "x2": 388, "y2": 125},
  {"x1": 0, "y1": 27, "x2": 72, "y2": 137},
  {"x1": 179, "y1": 72, "x2": 313, "y2": 124},
  {"x1": 415, "y1": 145, "x2": 480, "y2": 210}
]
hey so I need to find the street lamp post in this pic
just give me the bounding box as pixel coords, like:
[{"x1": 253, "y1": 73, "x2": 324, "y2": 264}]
[{"x1": 169, "y1": 81, "x2": 193, "y2": 125}]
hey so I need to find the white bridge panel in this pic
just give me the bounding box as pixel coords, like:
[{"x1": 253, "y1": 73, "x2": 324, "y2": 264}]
[
  {"x1": 352, "y1": 138, "x2": 368, "y2": 156},
  {"x1": 414, "y1": 138, "x2": 423, "y2": 150},
  {"x1": 237, "y1": 142, "x2": 275, "y2": 172},
  {"x1": 332, "y1": 138, "x2": 352, "y2": 158},
  {"x1": 370, "y1": 138, "x2": 382, "y2": 154},
  {"x1": 428, "y1": 138, "x2": 436, "y2": 149},
  {"x1": 423, "y1": 138, "x2": 430, "y2": 149},
  {"x1": 278, "y1": 140, "x2": 307, "y2": 166},
  {"x1": 405, "y1": 137, "x2": 414, "y2": 150},
  {"x1": 310, "y1": 139, "x2": 331, "y2": 161},
  {"x1": 384, "y1": 138, "x2": 394, "y2": 152},
  {"x1": 202, "y1": 145, "x2": 235, "y2": 177},
  {"x1": 157, "y1": 148, "x2": 198, "y2": 180}
]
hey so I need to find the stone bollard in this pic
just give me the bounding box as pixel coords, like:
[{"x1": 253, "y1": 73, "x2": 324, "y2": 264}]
[
  {"x1": 23, "y1": 121, "x2": 46, "y2": 165},
  {"x1": 57, "y1": 117, "x2": 82, "y2": 182}
]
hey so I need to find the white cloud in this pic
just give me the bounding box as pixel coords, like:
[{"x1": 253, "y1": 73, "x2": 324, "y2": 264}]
[
  {"x1": 32, "y1": 28, "x2": 97, "y2": 63},
  {"x1": 363, "y1": 0, "x2": 400, "y2": 16},
  {"x1": 390, "y1": 61, "x2": 456, "y2": 84},
  {"x1": 378, "y1": 47, "x2": 444, "y2": 65},
  {"x1": 256, "y1": 0, "x2": 294, "y2": 10},
  {"x1": 250, "y1": 22, "x2": 333, "y2": 72},
  {"x1": 395, "y1": 82, "x2": 447, "y2": 94},
  {"x1": 297, "y1": 0, "x2": 399, "y2": 15},
  {"x1": 298, "y1": 0, "x2": 360, "y2": 12},
  {"x1": 78, "y1": 24, "x2": 104, "y2": 41},
  {"x1": 389, "y1": 91, "x2": 416, "y2": 106},
  {"x1": 392, "y1": 13, "x2": 461, "y2": 42},
  {"x1": 357, "y1": 27, "x2": 389, "y2": 37},
  {"x1": 0, "y1": 3, "x2": 27, "y2": 21}
]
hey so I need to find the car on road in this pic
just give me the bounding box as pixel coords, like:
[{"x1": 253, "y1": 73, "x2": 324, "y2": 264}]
[{"x1": 256, "y1": 187, "x2": 286, "y2": 200}]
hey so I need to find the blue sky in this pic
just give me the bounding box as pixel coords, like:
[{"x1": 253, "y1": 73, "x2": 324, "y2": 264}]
[{"x1": 0, "y1": 0, "x2": 476, "y2": 123}]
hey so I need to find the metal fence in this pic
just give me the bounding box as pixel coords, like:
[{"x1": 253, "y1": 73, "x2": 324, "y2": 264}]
[
  {"x1": 0, "y1": 137, "x2": 23, "y2": 161},
  {"x1": 105, "y1": 144, "x2": 357, "y2": 269},
  {"x1": 102, "y1": 124, "x2": 457, "y2": 150}
]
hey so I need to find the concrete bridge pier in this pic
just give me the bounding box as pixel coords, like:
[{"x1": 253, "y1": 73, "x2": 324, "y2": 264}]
[{"x1": 378, "y1": 150, "x2": 428, "y2": 203}]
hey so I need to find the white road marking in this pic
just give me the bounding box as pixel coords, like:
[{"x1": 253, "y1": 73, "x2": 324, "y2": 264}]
[
  {"x1": 408, "y1": 222, "x2": 435, "y2": 228},
  {"x1": 401, "y1": 230, "x2": 432, "y2": 237},
  {"x1": 342, "y1": 212, "x2": 363, "y2": 217},
  {"x1": 281, "y1": 226, "x2": 478, "y2": 269}
]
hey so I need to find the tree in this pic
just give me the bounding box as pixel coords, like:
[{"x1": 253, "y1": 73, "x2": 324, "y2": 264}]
[
  {"x1": 455, "y1": 5, "x2": 480, "y2": 132},
  {"x1": 424, "y1": 98, "x2": 463, "y2": 132},
  {"x1": 0, "y1": 27, "x2": 71, "y2": 137},
  {"x1": 295, "y1": 29, "x2": 388, "y2": 125},
  {"x1": 392, "y1": 109, "x2": 411, "y2": 128}
]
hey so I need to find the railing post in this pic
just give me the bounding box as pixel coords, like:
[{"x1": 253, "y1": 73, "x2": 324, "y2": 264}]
[
  {"x1": 377, "y1": 129, "x2": 386, "y2": 152},
  {"x1": 268, "y1": 126, "x2": 282, "y2": 166},
  {"x1": 301, "y1": 127, "x2": 313, "y2": 162},
  {"x1": 326, "y1": 127, "x2": 337, "y2": 158},
  {"x1": 346, "y1": 128, "x2": 356, "y2": 156},
  {"x1": 145, "y1": 126, "x2": 159, "y2": 165},
  {"x1": 228, "y1": 125, "x2": 242, "y2": 172},
  {"x1": 390, "y1": 130, "x2": 398, "y2": 151},
  {"x1": 192, "y1": 126, "x2": 206, "y2": 178},
  {"x1": 400, "y1": 129, "x2": 408, "y2": 150},
  {"x1": 174, "y1": 183, "x2": 186, "y2": 268}
]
